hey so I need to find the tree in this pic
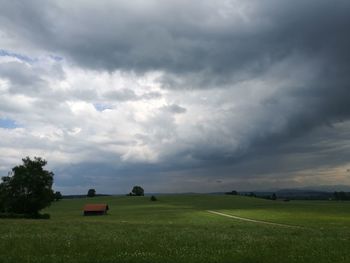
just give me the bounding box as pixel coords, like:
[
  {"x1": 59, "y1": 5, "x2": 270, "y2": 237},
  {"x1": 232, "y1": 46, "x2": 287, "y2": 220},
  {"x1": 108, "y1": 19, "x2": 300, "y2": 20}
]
[
  {"x1": 225, "y1": 190, "x2": 238, "y2": 195},
  {"x1": 271, "y1": 193, "x2": 277, "y2": 200},
  {"x1": 247, "y1": 192, "x2": 256, "y2": 198},
  {"x1": 150, "y1": 195, "x2": 157, "y2": 201},
  {"x1": 0, "y1": 183, "x2": 7, "y2": 212},
  {"x1": 87, "y1": 188, "x2": 96, "y2": 197},
  {"x1": 0, "y1": 157, "x2": 54, "y2": 215},
  {"x1": 54, "y1": 191, "x2": 62, "y2": 201},
  {"x1": 131, "y1": 186, "x2": 144, "y2": 196},
  {"x1": 334, "y1": 191, "x2": 349, "y2": 201}
]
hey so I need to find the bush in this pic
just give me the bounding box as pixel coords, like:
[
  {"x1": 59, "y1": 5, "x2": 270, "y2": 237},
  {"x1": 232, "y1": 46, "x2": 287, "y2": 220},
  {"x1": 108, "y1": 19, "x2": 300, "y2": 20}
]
[{"x1": 150, "y1": 195, "x2": 157, "y2": 201}]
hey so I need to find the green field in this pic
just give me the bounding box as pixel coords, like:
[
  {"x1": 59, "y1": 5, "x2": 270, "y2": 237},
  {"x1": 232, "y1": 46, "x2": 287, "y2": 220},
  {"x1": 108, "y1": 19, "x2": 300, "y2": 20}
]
[{"x1": 0, "y1": 195, "x2": 350, "y2": 263}]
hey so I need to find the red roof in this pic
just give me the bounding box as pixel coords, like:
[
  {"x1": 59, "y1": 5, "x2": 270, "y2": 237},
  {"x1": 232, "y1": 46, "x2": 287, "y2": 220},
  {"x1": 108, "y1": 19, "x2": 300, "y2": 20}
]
[{"x1": 83, "y1": 204, "x2": 109, "y2": 212}]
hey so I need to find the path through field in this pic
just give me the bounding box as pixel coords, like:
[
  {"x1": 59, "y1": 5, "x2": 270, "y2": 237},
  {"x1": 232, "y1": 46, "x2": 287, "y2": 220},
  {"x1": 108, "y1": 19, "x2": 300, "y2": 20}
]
[{"x1": 207, "y1": 210, "x2": 303, "y2": 228}]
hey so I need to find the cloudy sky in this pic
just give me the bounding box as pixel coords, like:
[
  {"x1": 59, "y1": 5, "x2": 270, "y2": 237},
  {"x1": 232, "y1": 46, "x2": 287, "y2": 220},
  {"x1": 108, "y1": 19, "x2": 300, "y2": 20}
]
[{"x1": 0, "y1": 0, "x2": 350, "y2": 194}]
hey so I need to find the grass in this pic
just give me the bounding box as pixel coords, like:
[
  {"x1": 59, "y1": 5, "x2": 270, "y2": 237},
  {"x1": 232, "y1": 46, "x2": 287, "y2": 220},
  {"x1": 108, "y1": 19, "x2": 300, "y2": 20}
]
[{"x1": 0, "y1": 194, "x2": 350, "y2": 262}]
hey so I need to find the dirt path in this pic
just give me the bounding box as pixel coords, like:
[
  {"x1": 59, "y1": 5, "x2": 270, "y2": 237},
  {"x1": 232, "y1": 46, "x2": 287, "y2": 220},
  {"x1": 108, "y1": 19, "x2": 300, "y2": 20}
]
[{"x1": 207, "y1": 210, "x2": 303, "y2": 229}]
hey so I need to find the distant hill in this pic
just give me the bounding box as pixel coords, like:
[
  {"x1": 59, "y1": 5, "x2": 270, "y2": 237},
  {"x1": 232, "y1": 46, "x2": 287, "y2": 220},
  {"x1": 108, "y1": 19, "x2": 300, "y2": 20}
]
[
  {"x1": 236, "y1": 185, "x2": 350, "y2": 200},
  {"x1": 299, "y1": 185, "x2": 350, "y2": 192},
  {"x1": 239, "y1": 189, "x2": 333, "y2": 200},
  {"x1": 274, "y1": 189, "x2": 333, "y2": 200}
]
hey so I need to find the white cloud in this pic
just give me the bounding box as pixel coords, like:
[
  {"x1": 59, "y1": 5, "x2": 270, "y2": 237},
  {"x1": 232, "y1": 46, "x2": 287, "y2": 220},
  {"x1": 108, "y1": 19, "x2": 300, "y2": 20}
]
[{"x1": 0, "y1": 1, "x2": 350, "y2": 193}]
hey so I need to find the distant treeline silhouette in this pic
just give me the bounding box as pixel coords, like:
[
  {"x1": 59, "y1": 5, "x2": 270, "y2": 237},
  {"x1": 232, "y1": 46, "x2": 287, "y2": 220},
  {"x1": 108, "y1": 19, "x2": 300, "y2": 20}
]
[
  {"x1": 333, "y1": 191, "x2": 350, "y2": 200},
  {"x1": 225, "y1": 190, "x2": 350, "y2": 201}
]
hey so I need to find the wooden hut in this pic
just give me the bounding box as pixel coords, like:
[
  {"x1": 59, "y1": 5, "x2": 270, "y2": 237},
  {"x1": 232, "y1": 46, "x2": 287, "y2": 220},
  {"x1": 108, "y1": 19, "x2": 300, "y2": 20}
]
[{"x1": 83, "y1": 204, "x2": 109, "y2": 216}]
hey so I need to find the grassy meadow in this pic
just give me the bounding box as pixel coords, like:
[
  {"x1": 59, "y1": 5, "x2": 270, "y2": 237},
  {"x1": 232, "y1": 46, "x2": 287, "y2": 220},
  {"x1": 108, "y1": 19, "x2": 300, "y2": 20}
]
[{"x1": 0, "y1": 194, "x2": 350, "y2": 263}]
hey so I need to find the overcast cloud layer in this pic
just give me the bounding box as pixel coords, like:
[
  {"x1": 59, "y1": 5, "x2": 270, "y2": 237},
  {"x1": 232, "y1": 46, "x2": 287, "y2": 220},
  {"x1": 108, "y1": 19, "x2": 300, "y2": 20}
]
[{"x1": 0, "y1": 0, "x2": 350, "y2": 194}]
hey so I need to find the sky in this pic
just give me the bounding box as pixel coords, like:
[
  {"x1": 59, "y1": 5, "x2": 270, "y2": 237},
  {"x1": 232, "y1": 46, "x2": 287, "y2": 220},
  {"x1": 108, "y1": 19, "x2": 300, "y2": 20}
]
[{"x1": 0, "y1": 0, "x2": 350, "y2": 194}]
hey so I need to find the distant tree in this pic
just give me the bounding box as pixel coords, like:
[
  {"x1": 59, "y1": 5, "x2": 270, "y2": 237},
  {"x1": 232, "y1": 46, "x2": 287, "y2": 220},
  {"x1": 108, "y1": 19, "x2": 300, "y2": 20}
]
[
  {"x1": 87, "y1": 189, "x2": 96, "y2": 197},
  {"x1": 334, "y1": 191, "x2": 340, "y2": 200},
  {"x1": 334, "y1": 191, "x2": 339, "y2": 200},
  {"x1": 131, "y1": 186, "x2": 144, "y2": 196},
  {"x1": 54, "y1": 191, "x2": 62, "y2": 201},
  {"x1": 271, "y1": 193, "x2": 277, "y2": 200},
  {"x1": 334, "y1": 191, "x2": 349, "y2": 201},
  {"x1": 340, "y1": 191, "x2": 348, "y2": 200},
  {"x1": 225, "y1": 190, "x2": 238, "y2": 195},
  {"x1": 150, "y1": 195, "x2": 157, "y2": 201},
  {"x1": 248, "y1": 192, "x2": 256, "y2": 198},
  {"x1": 0, "y1": 157, "x2": 54, "y2": 215}
]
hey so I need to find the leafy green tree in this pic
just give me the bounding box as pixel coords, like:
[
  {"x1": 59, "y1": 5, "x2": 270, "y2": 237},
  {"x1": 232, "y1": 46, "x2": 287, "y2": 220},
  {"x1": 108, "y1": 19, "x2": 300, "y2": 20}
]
[
  {"x1": 131, "y1": 186, "x2": 144, "y2": 196},
  {"x1": 87, "y1": 188, "x2": 96, "y2": 197},
  {"x1": 0, "y1": 157, "x2": 54, "y2": 215}
]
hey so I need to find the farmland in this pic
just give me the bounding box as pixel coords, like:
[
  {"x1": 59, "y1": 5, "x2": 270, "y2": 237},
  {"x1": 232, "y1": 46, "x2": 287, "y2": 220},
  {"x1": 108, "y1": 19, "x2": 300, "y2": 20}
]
[{"x1": 0, "y1": 195, "x2": 350, "y2": 263}]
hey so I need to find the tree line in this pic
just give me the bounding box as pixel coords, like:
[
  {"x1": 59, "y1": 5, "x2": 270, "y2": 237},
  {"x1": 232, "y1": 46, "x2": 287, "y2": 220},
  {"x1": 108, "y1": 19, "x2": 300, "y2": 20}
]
[
  {"x1": 333, "y1": 191, "x2": 350, "y2": 200},
  {"x1": 86, "y1": 185, "x2": 145, "y2": 197}
]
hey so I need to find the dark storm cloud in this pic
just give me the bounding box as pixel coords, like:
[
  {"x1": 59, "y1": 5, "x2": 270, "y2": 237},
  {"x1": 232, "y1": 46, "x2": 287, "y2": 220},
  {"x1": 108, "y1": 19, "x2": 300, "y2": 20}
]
[
  {"x1": 0, "y1": 61, "x2": 46, "y2": 94},
  {"x1": 0, "y1": 1, "x2": 348, "y2": 74},
  {"x1": 1, "y1": 0, "x2": 350, "y2": 192},
  {"x1": 1, "y1": 1, "x2": 348, "y2": 111}
]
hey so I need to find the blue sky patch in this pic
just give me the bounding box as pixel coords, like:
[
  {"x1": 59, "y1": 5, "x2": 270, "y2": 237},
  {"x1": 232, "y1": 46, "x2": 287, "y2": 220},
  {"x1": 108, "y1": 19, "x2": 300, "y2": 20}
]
[
  {"x1": 49, "y1": 54, "x2": 64, "y2": 61},
  {"x1": 94, "y1": 103, "x2": 112, "y2": 112},
  {"x1": 0, "y1": 49, "x2": 37, "y2": 64},
  {"x1": 0, "y1": 118, "x2": 19, "y2": 129}
]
